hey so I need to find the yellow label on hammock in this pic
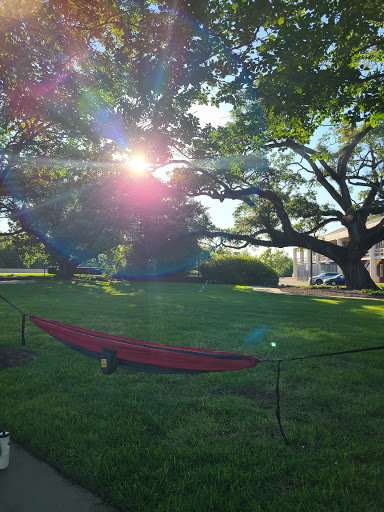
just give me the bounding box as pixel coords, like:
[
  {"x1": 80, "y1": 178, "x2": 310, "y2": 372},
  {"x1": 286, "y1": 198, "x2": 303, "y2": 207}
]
[{"x1": 101, "y1": 359, "x2": 108, "y2": 368}]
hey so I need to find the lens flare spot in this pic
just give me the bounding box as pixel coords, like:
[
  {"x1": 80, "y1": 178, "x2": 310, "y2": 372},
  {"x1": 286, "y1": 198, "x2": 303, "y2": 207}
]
[
  {"x1": 243, "y1": 325, "x2": 268, "y2": 344},
  {"x1": 128, "y1": 157, "x2": 148, "y2": 174}
]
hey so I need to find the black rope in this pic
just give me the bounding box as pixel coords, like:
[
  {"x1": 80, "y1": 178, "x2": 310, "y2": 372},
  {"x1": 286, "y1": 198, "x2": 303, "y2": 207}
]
[
  {"x1": 0, "y1": 294, "x2": 29, "y2": 318},
  {"x1": 0, "y1": 294, "x2": 30, "y2": 345},
  {"x1": 21, "y1": 314, "x2": 26, "y2": 346},
  {"x1": 276, "y1": 360, "x2": 290, "y2": 446},
  {"x1": 259, "y1": 344, "x2": 384, "y2": 446},
  {"x1": 259, "y1": 344, "x2": 384, "y2": 364}
]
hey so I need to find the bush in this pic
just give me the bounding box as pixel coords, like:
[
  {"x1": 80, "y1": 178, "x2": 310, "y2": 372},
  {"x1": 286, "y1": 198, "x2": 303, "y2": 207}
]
[
  {"x1": 360, "y1": 288, "x2": 384, "y2": 296},
  {"x1": 200, "y1": 254, "x2": 279, "y2": 286}
]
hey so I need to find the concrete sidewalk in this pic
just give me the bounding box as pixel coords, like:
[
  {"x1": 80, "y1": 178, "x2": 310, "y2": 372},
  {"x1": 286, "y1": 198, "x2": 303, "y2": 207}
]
[
  {"x1": 278, "y1": 277, "x2": 308, "y2": 286},
  {"x1": 252, "y1": 278, "x2": 308, "y2": 294},
  {"x1": 0, "y1": 443, "x2": 117, "y2": 512}
]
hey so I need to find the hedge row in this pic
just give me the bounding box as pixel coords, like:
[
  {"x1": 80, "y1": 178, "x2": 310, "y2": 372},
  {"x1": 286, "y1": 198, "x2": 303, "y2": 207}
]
[{"x1": 200, "y1": 254, "x2": 279, "y2": 286}]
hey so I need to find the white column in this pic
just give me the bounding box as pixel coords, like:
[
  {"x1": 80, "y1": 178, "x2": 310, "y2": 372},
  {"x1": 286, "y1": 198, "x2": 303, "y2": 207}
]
[
  {"x1": 336, "y1": 239, "x2": 343, "y2": 273},
  {"x1": 292, "y1": 248, "x2": 297, "y2": 277},
  {"x1": 369, "y1": 246, "x2": 378, "y2": 282},
  {"x1": 306, "y1": 250, "x2": 311, "y2": 271}
]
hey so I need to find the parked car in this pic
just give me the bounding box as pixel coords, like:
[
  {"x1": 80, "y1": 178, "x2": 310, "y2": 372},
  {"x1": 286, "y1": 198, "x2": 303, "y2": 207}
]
[
  {"x1": 323, "y1": 274, "x2": 345, "y2": 286},
  {"x1": 310, "y1": 272, "x2": 339, "y2": 285}
]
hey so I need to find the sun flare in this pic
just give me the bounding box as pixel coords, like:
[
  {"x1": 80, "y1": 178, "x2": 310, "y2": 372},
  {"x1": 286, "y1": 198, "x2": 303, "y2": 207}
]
[{"x1": 128, "y1": 157, "x2": 148, "y2": 174}]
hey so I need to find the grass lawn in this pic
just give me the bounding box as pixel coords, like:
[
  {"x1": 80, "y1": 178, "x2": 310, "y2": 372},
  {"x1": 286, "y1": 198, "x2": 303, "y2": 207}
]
[{"x1": 0, "y1": 280, "x2": 383, "y2": 511}]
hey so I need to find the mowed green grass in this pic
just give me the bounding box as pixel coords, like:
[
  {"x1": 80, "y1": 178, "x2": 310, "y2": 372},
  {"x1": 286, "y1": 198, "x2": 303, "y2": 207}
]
[{"x1": 0, "y1": 280, "x2": 383, "y2": 512}]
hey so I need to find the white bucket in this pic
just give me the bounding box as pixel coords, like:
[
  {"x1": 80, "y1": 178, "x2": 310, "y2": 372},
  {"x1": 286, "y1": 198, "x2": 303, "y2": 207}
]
[{"x1": 0, "y1": 431, "x2": 10, "y2": 469}]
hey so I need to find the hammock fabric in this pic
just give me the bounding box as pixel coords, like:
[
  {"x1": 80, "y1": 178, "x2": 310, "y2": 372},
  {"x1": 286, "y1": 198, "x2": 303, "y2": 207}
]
[{"x1": 30, "y1": 316, "x2": 259, "y2": 375}]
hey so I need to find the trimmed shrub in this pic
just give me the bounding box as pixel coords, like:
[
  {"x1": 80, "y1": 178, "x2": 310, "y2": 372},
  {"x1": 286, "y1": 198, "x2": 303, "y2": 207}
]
[{"x1": 200, "y1": 254, "x2": 279, "y2": 286}]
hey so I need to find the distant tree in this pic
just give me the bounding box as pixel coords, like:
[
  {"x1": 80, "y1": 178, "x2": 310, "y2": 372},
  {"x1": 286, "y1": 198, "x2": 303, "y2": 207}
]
[
  {"x1": 258, "y1": 248, "x2": 292, "y2": 277},
  {"x1": 11, "y1": 234, "x2": 48, "y2": 269},
  {"x1": 0, "y1": 239, "x2": 23, "y2": 268},
  {"x1": 0, "y1": 234, "x2": 48, "y2": 268}
]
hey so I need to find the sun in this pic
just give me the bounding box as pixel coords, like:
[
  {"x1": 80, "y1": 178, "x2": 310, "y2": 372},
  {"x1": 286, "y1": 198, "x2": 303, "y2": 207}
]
[{"x1": 128, "y1": 157, "x2": 148, "y2": 174}]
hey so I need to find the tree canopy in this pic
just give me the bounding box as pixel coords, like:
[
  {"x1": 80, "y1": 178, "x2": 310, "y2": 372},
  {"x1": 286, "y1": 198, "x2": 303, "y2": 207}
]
[
  {"x1": 183, "y1": 0, "x2": 384, "y2": 141},
  {"x1": 1, "y1": 0, "x2": 383, "y2": 288},
  {"x1": 0, "y1": 0, "x2": 215, "y2": 274},
  {"x1": 164, "y1": 0, "x2": 384, "y2": 289}
]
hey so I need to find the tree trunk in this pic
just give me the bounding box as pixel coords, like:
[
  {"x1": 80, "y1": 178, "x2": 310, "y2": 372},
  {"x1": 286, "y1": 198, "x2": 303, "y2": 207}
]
[
  {"x1": 339, "y1": 257, "x2": 379, "y2": 290},
  {"x1": 57, "y1": 258, "x2": 78, "y2": 278}
]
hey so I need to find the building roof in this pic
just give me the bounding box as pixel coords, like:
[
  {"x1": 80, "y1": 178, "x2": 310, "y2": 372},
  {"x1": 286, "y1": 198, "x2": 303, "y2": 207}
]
[{"x1": 321, "y1": 216, "x2": 384, "y2": 242}]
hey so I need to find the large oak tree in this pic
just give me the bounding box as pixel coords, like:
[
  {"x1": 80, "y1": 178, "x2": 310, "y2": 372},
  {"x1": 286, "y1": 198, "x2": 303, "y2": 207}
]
[
  {"x1": 2, "y1": 0, "x2": 383, "y2": 288},
  {"x1": 0, "y1": 0, "x2": 215, "y2": 272},
  {"x1": 162, "y1": 0, "x2": 384, "y2": 289}
]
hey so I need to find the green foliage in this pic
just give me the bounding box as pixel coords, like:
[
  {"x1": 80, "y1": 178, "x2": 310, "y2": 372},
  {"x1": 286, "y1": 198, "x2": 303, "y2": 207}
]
[
  {"x1": 11, "y1": 234, "x2": 48, "y2": 268},
  {"x1": 258, "y1": 248, "x2": 293, "y2": 277},
  {"x1": 360, "y1": 289, "x2": 384, "y2": 296},
  {"x1": 0, "y1": 235, "x2": 47, "y2": 268},
  {"x1": 0, "y1": 0, "x2": 217, "y2": 274},
  {"x1": 200, "y1": 254, "x2": 278, "y2": 285},
  {"x1": 0, "y1": 239, "x2": 24, "y2": 268},
  {"x1": 195, "y1": 0, "x2": 384, "y2": 141}
]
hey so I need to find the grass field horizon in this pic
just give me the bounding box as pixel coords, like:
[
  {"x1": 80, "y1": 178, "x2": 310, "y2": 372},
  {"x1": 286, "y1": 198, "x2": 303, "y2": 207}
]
[{"x1": 1, "y1": 280, "x2": 383, "y2": 511}]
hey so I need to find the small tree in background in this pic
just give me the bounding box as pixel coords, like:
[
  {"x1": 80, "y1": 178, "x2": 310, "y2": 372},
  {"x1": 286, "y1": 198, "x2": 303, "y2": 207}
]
[
  {"x1": 0, "y1": 234, "x2": 47, "y2": 269},
  {"x1": 0, "y1": 239, "x2": 24, "y2": 268},
  {"x1": 258, "y1": 248, "x2": 293, "y2": 277}
]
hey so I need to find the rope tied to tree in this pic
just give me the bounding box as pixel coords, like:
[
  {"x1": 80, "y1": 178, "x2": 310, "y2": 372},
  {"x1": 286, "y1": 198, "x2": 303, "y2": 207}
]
[{"x1": 0, "y1": 294, "x2": 29, "y2": 346}]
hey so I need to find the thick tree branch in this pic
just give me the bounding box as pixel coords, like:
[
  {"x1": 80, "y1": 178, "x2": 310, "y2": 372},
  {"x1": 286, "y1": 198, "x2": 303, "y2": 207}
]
[
  {"x1": 256, "y1": 188, "x2": 295, "y2": 234},
  {"x1": 301, "y1": 217, "x2": 340, "y2": 235},
  {"x1": 163, "y1": 159, "x2": 259, "y2": 204},
  {"x1": 362, "y1": 182, "x2": 379, "y2": 210},
  {"x1": 267, "y1": 140, "x2": 339, "y2": 180},
  {"x1": 188, "y1": 227, "x2": 346, "y2": 264},
  {"x1": 359, "y1": 72, "x2": 384, "y2": 83},
  {"x1": 362, "y1": 218, "x2": 384, "y2": 251},
  {"x1": 266, "y1": 140, "x2": 347, "y2": 208},
  {"x1": 0, "y1": 229, "x2": 24, "y2": 237},
  {"x1": 335, "y1": 125, "x2": 373, "y2": 207},
  {"x1": 337, "y1": 125, "x2": 373, "y2": 177}
]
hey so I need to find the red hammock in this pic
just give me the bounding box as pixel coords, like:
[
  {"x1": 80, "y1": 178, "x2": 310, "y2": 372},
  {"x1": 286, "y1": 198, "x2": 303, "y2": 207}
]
[{"x1": 30, "y1": 316, "x2": 259, "y2": 375}]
